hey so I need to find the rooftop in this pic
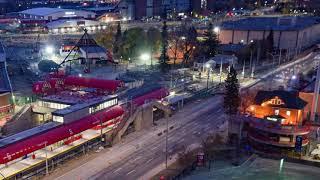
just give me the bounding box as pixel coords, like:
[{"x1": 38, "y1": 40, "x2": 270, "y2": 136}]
[
  {"x1": 41, "y1": 91, "x2": 103, "y2": 105},
  {"x1": 221, "y1": 16, "x2": 320, "y2": 31},
  {"x1": 52, "y1": 95, "x2": 117, "y2": 116},
  {"x1": 19, "y1": 8, "x2": 66, "y2": 16},
  {"x1": 80, "y1": 46, "x2": 107, "y2": 54},
  {"x1": 0, "y1": 122, "x2": 60, "y2": 148},
  {"x1": 19, "y1": 7, "x2": 94, "y2": 17},
  {"x1": 254, "y1": 90, "x2": 307, "y2": 109}
]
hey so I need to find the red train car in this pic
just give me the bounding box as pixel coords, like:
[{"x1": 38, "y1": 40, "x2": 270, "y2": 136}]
[
  {"x1": 64, "y1": 76, "x2": 124, "y2": 93},
  {"x1": 0, "y1": 105, "x2": 124, "y2": 164},
  {"x1": 32, "y1": 81, "x2": 53, "y2": 95},
  {"x1": 132, "y1": 88, "x2": 169, "y2": 106}
]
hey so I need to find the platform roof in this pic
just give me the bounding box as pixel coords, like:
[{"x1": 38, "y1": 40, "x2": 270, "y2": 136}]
[
  {"x1": 52, "y1": 95, "x2": 117, "y2": 116},
  {"x1": 0, "y1": 122, "x2": 60, "y2": 148}
]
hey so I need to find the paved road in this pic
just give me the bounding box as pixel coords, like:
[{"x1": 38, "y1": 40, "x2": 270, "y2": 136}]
[
  {"x1": 94, "y1": 100, "x2": 225, "y2": 180},
  {"x1": 53, "y1": 96, "x2": 224, "y2": 180}
]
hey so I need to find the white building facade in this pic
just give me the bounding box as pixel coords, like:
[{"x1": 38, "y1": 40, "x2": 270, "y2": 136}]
[{"x1": 16, "y1": 7, "x2": 96, "y2": 21}]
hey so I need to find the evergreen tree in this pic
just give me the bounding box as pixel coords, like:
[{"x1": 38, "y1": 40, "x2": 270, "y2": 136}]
[
  {"x1": 266, "y1": 29, "x2": 274, "y2": 53},
  {"x1": 113, "y1": 21, "x2": 122, "y2": 58},
  {"x1": 160, "y1": 21, "x2": 170, "y2": 72},
  {"x1": 224, "y1": 66, "x2": 240, "y2": 115},
  {"x1": 201, "y1": 22, "x2": 220, "y2": 61}
]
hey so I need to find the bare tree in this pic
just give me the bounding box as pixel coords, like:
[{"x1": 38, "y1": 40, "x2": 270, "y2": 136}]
[
  {"x1": 168, "y1": 29, "x2": 183, "y2": 67},
  {"x1": 201, "y1": 133, "x2": 225, "y2": 169},
  {"x1": 177, "y1": 145, "x2": 196, "y2": 166},
  {"x1": 240, "y1": 89, "x2": 258, "y2": 113}
]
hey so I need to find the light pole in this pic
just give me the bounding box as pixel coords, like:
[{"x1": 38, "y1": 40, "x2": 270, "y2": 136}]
[
  {"x1": 219, "y1": 60, "x2": 223, "y2": 84},
  {"x1": 251, "y1": 63, "x2": 255, "y2": 78},
  {"x1": 140, "y1": 53, "x2": 150, "y2": 70},
  {"x1": 267, "y1": 52, "x2": 276, "y2": 87},
  {"x1": 214, "y1": 26, "x2": 220, "y2": 40},
  {"x1": 242, "y1": 58, "x2": 246, "y2": 79},
  {"x1": 279, "y1": 49, "x2": 282, "y2": 65},
  {"x1": 249, "y1": 40, "x2": 254, "y2": 74},
  {"x1": 165, "y1": 116, "x2": 168, "y2": 169},
  {"x1": 206, "y1": 63, "x2": 211, "y2": 90},
  {"x1": 267, "y1": 52, "x2": 276, "y2": 67}
]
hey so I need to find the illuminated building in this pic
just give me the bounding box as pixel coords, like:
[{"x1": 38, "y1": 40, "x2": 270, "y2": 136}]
[{"x1": 247, "y1": 90, "x2": 310, "y2": 154}]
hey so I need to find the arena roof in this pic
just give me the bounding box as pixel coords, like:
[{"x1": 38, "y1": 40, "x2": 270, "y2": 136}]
[
  {"x1": 19, "y1": 7, "x2": 95, "y2": 17},
  {"x1": 221, "y1": 16, "x2": 320, "y2": 31},
  {"x1": 20, "y1": 8, "x2": 66, "y2": 16}
]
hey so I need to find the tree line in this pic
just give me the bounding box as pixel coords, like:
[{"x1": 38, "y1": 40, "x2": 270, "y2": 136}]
[{"x1": 95, "y1": 21, "x2": 220, "y2": 71}]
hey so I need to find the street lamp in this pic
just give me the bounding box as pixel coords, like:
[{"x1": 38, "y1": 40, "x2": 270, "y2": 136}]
[
  {"x1": 45, "y1": 46, "x2": 54, "y2": 54},
  {"x1": 214, "y1": 26, "x2": 220, "y2": 40},
  {"x1": 206, "y1": 63, "x2": 211, "y2": 90},
  {"x1": 140, "y1": 53, "x2": 150, "y2": 68}
]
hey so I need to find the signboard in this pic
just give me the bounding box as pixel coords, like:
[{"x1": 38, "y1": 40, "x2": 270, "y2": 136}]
[
  {"x1": 295, "y1": 135, "x2": 303, "y2": 152},
  {"x1": 197, "y1": 152, "x2": 205, "y2": 166}
]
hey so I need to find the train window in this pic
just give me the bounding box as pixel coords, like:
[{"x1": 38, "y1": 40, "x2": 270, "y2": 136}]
[{"x1": 53, "y1": 115, "x2": 64, "y2": 123}]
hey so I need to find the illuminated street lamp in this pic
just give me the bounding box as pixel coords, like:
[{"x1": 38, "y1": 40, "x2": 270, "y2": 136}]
[
  {"x1": 45, "y1": 46, "x2": 54, "y2": 54},
  {"x1": 214, "y1": 26, "x2": 220, "y2": 33},
  {"x1": 170, "y1": 91, "x2": 175, "y2": 96},
  {"x1": 214, "y1": 26, "x2": 220, "y2": 40},
  {"x1": 140, "y1": 53, "x2": 150, "y2": 68}
]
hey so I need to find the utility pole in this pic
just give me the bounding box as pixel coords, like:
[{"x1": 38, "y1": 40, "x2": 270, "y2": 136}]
[
  {"x1": 242, "y1": 58, "x2": 246, "y2": 79},
  {"x1": 251, "y1": 63, "x2": 255, "y2": 78},
  {"x1": 279, "y1": 49, "x2": 282, "y2": 64},
  {"x1": 219, "y1": 60, "x2": 223, "y2": 83},
  {"x1": 311, "y1": 63, "x2": 320, "y2": 122},
  {"x1": 165, "y1": 117, "x2": 169, "y2": 168},
  {"x1": 249, "y1": 49, "x2": 253, "y2": 73},
  {"x1": 206, "y1": 66, "x2": 210, "y2": 90}
]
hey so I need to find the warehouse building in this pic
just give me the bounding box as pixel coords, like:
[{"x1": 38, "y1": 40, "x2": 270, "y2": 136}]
[{"x1": 219, "y1": 16, "x2": 320, "y2": 50}]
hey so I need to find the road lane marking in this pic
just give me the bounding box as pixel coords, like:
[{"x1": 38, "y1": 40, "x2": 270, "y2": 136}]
[
  {"x1": 113, "y1": 167, "x2": 122, "y2": 173},
  {"x1": 177, "y1": 138, "x2": 185, "y2": 144},
  {"x1": 151, "y1": 146, "x2": 159, "y2": 150},
  {"x1": 133, "y1": 156, "x2": 141, "y2": 161},
  {"x1": 126, "y1": 169, "x2": 136, "y2": 175},
  {"x1": 146, "y1": 158, "x2": 153, "y2": 164}
]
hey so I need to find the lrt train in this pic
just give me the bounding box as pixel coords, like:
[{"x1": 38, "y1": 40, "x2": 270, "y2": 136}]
[{"x1": 0, "y1": 86, "x2": 169, "y2": 165}]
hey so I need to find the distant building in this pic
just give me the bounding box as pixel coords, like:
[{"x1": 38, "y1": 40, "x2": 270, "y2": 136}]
[
  {"x1": 219, "y1": 16, "x2": 320, "y2": 51},
  {"x1": 9, "y1": 7, "x2": 96, "y2": 21},
  {"x1": 247, "y1": 90, "x2": 310, "y2": 154},
  {"x1": 121, "y1": 0, "x2": 191, "y2": 20},
  {"x1": 47, "y1": 19, "x2": 107, "y2": 34}
]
